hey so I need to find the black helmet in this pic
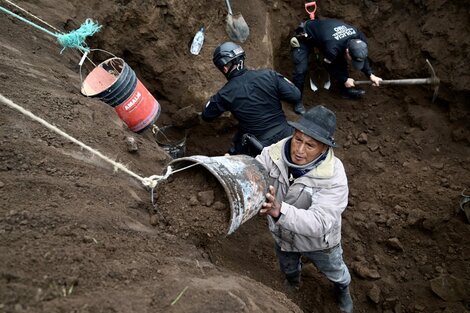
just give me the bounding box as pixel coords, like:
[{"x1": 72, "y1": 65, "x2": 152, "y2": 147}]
[{"x1": 213, "y1": 42, "x2": 246, "y2": 73}]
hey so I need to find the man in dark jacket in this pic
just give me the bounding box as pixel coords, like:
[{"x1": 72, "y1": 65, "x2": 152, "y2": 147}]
[
  {"x1": 290, "y1": 18, "x2": 382, "y2": 99},
  {"x1": 201, "y1": 41, "x2": 304, "y2": 157}
]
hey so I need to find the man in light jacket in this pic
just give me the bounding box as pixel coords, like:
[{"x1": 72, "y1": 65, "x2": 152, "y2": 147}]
[{"x1": 256, "y1": 105, "x2": 353, "y2": 313}]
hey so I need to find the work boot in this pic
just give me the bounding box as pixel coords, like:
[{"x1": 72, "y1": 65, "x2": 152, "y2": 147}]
[
  {"x1": 341, "y1": 88, "x2": 365, "y2": 99},
  {"x1": 284, "y1": 271, "x2": 301, "y2": 291},
  {"x1": 294, "y1": 103, "x2": 306, "y2": 115},
  {"x1": 334, "y1": 284, "x2": 353, "y2": 313}
]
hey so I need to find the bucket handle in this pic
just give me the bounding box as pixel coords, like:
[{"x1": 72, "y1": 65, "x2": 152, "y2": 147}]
[{"x1": 79, "y1": 48, "x2": 118, "y2": 95}]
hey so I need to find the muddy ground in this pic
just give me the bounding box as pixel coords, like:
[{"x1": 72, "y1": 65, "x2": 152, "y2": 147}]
[{"x1": 0, "y1": 0, "x2": 469, "y2": 312}]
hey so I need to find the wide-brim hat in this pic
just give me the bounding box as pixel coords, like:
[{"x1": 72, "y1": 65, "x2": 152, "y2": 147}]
[
  {"x1": 348, "y1": 39, "x2": 368, "y2": 70},
  {"x1": 288, "y1": 105, "x2": 337, "y2": 147}
]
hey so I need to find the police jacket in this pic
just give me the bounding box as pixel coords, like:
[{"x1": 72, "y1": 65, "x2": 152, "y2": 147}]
[
  {"x1": 255, "y1": 138, "x2": 349, "y2": 252},
  {"x1": 301, "y1": 19, "x2": 373, "y2": 83},
  {"x1": 201, "y1": 68, "x2": 301, "y2": 140}
]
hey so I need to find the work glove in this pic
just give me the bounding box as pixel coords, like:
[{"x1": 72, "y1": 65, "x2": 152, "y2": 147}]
[{"x1": 290, "y1": 37, "x2": 300, "y2": 48}]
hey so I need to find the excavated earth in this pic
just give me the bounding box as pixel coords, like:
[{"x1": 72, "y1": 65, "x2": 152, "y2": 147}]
[{"x1": 0, "y1": 0, "x2": 469, "y2": 312}]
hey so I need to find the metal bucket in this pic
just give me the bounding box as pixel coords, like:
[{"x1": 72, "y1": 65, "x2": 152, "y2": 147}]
[
  {"x1": 155, "y1": 126, "x2": 187, "y2": 159},
  {"x1": 169, "y1": 155, "x2": 269, "y2": 235}
]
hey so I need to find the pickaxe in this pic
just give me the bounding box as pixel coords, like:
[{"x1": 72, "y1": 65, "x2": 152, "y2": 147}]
[{"x1": 354, "y1": 59, "x2": 440, "y2": 102}]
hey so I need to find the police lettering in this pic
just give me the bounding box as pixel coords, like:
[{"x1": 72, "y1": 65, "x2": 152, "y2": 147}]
[{"x1": 332, "y1": 26, "x2": 356, "y2": 40}]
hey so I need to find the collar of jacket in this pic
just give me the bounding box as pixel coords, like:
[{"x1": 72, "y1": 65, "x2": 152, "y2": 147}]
[
  {"x1": 227, "y1": 68, "x2": 248, "y2": 79},
  {"x1": 268, "y1": 138, "x2": 335, "y2": 179}
]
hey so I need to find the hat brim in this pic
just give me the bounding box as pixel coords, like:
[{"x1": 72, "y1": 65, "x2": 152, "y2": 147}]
[
  {"x1": 351, "y1": 59, "x2": 365, "y2": 70},
  {"x1": 288, "y1": 121, "x2": 337, "y2": 147}
]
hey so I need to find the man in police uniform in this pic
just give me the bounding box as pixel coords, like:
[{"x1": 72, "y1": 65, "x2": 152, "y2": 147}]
[
  {"x1": 290, "y1": 18, "x2": 382, "y2": 100},
  {"x1": 201, "y1": 42, "x2": 305, "y2": 157}
]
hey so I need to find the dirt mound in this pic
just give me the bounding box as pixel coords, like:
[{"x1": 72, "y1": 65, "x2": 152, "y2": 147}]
[{"x1": 0, "y1": 0, "x2": 469, "y2": 312}]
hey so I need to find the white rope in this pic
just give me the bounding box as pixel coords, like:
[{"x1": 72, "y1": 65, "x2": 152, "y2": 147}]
[
  {"x1": 2, "y1": 0, "x2": 97, "y2": 69},
  {"x1": 2, "y1": 0, "x2": 61, "y2": 33},
  {"x1": 0, "y1": 93, "x2": 167, "y2": 188}
]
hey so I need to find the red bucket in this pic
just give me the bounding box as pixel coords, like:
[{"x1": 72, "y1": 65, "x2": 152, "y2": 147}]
[{"x1": 81, "y1": 57, "x2": 160, "y2": 133}]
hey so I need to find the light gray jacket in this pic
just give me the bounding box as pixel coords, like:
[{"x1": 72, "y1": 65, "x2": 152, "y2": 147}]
[{"x1": 255, "y1": 138, "x2": 349, "y2": 252}]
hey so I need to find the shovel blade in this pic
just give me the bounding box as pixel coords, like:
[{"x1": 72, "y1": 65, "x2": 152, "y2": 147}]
[
  {"x1": 226, "y1": 14, "x2": 249, "y2": 43},
  {"x1": 309, "y1": 78, "x2": 318, "y2": 92}
]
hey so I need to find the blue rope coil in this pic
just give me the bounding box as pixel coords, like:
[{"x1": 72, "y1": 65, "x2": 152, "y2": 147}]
[
  {"x1": 0, "y1": 5, "x2": 102, "y2": 53},
  {"x1": 57, "y1": 19, "x2": 102, "y2": 53}
]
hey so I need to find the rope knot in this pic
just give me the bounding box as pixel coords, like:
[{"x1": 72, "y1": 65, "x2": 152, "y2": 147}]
[
  {"x1": 57, "y1": 18, "x2": 102, "y2": 53},
  {"x1": 142, "y1": 166, "x2": 173, "y2": 189}
]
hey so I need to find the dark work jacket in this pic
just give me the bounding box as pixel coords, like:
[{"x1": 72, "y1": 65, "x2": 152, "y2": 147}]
[
  {"x1": 202, "y1": 68, "x2": 300, "y2": 142},
  {"x1": 302, "y1": 19, "x2": 373, "y2": 83}
]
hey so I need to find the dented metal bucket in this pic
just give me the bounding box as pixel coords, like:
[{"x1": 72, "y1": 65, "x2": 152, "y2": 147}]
[{"x1": 168, "y1": 155, "x2": 269, "y2": 235}]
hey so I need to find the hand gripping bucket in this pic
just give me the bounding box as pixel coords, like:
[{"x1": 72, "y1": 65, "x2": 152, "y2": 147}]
[
  {"x1": 81, "y1": 57, "x2": 161, "y2": 133},
  {"x1": 169, "y1": 155, "x2": 269, "y2": 235}
]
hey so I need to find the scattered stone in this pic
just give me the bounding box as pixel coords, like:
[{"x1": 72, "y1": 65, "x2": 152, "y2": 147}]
[
  {"x1": 387, "y1": 238, "x2": 404, "y2": 252},
  {"x1": 131, "y1": 269, "x2": 138, "y2": 277},
  {"x1": 188, "y1": 195, "x2": 199, "y2": 206},
  {"x1": 343, "y1": 139, "x2": 352, "y2": 149},
  {"x1": 357, "y1": 132, "x2": 368, "y2": 144},
  {"x1": 422, "y1": 218, "x2": 437, "y2": 231},
  {"x1": 149, "y1": 215, "x2": 158, "y2": 226},
  {"x1": 213, "y1": 201, "x2": 226, "y2": 211},
  {"x1": 197, "y1": 190, "x2": 215, "y2": 206},
  {"x1": 430, "y1": 275, "x2": 467, "y2": 301},
  {"x1": 430, "y1": 162, "x2": 444, "y2": 170},
  {"x1": 0, "y1": 181, "x2": 4, "y2": 188},
  {"x1": 368, "y1": 143, "x2": 380, "y2": 152},
  {"x1": 440, "y1": 178, "x2": 449, "y2": 187},
  {"x1": 14, "y1": 304, "x2": 24, "y2": 312},
  {"x1": 83, "y1": 235, "x2": 94, "y2": 244},
  {"x1": 125, "y1": 136, "x2": 138, "y2": 153},
  {"x1": 382, "y1": 297, "x2": 401, "y2": 312},
  {"x1": 406, "y1": 209, "x2": 426, "y2": 226},
  {"x1": 351, "y1": 262, "x2": 381, "y2": 280},
  {"x1": 367, "y1": 283, "x2": 381, "y2": 304}
]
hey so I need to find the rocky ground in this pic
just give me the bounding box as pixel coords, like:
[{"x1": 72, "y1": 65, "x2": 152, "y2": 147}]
[{"x1": 0, "y1": 0, "x2": 469, "y2": 312}]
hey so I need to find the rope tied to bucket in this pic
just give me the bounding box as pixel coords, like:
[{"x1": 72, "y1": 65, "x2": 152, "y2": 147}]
[
  {"x1": 56, "y1": 19, "x2": 102, "y2": 53},
  {"x1": 0, "y1": 2, "x2": 101, "y2": 53}
]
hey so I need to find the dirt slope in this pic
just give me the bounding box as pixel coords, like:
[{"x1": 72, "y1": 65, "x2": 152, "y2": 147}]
[{"x1": 1, "y1": 0, "x2": 469, "y2": 312}]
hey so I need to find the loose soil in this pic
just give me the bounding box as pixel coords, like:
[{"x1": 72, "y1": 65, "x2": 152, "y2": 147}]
[
  {"x1": 0, "y1": 0, "x2": 469, "y2": 313},
  {"x1": 153, "y1": 166, "x2": 230, "y2": 242}
]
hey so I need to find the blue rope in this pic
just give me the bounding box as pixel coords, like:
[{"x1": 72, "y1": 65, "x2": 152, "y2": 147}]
[
  {"x1": 57, "y1": 19, "x2": 102, "y2": 53},
  {"x1": 0, "y1": 5, "x2": 102, "y2": 53}
]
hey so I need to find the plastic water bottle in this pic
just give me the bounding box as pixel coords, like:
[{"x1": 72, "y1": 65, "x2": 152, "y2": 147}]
[{"x1": 190, "y1": 27, "x2": 205, "y2": 55}]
